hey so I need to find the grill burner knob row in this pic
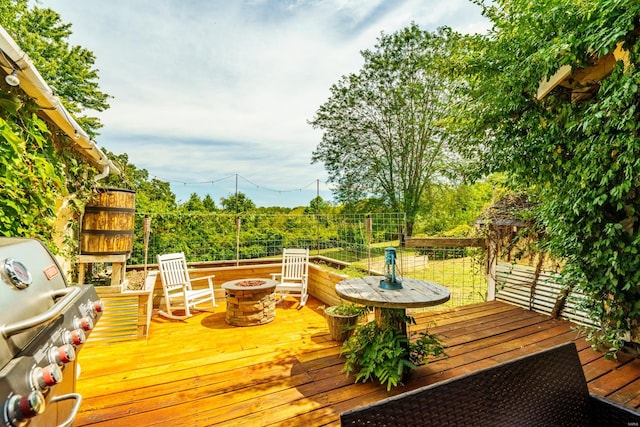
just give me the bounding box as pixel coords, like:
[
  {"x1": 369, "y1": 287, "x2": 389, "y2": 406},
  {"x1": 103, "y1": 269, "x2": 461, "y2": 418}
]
[
  {"x1": 49, "y1": 344, "x2": 75, "y2": 366},
  {"x1": 31, "y1": 364, "x2": 63, "y2": 391},
  {"x1": 4, "y1": 390, "x2": 45, "y2": 426}
]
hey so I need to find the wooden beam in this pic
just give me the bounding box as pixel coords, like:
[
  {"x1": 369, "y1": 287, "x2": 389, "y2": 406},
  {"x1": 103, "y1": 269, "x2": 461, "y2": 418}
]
[
  {"x1": 536, "y1": 42, "x2": 630, "y2": 101},
  {"x1": 536, "y1": 65, "x2": 572, "y2": 100}
]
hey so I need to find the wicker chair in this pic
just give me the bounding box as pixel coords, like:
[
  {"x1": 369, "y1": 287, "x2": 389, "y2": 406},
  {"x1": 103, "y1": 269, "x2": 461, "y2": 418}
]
[{"x1": 340, "y1": 342, "x2": 640, "y2": 426}]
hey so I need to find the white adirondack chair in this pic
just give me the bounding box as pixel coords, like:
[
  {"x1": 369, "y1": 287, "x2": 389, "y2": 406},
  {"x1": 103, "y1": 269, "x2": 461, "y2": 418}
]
[
  {"x1": 271, "y1": 248, "x2": 309, "y2": 306},
  {"x1": 157, "y1": 252, "x2": 217, "y2": 320}
]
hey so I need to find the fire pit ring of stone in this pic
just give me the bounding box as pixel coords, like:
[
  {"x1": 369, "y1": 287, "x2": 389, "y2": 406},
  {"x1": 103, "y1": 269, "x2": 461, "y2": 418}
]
[
  {"x1": 221, "y1": 278, "x2": 279, "y2": 326},
  {"x1": 222, "y1": 278, "x2": 277, "y2": 291}
]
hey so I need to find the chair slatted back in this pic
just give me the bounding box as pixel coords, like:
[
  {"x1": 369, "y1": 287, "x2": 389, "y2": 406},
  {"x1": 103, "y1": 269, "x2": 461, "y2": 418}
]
[
  {"x1": 281, "y1": 248, "x2": 309, "y2": 282},
  {"x1": 158, "y1": 253, "x2": 191, "y2": 291}
]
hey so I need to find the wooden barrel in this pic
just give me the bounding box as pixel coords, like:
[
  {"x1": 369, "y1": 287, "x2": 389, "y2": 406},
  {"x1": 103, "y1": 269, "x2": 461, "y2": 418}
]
[{"x1": 80, "y1": 188, "x2": 136, "y2": 255}]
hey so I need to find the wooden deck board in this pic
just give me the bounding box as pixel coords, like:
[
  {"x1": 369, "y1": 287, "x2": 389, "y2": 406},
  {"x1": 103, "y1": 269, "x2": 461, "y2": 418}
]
[{"x1": 75, "y1": 297, "x2": 640, "y2": 426}]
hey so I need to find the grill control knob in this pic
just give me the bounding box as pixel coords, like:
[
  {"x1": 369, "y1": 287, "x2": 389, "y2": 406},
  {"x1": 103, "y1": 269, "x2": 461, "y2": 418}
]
[
  {"x1": 31, "y1": 364, "x2": 63, "y2": 390},
  {"x1": 93, "y1": 300, "x2": 104, "y2": 314},
  {"x1": 74, "y1": 316, "x2": 93, "y2": 332},
  {"x1": 49, "y1": 344, "x2": 75, "y2": 366},
  {"x1": 65, "y1": 329, "x2": 86, "y2": 346},
  {"x1": 4, "y1": 391, "x2": 45, "y2": 426}
]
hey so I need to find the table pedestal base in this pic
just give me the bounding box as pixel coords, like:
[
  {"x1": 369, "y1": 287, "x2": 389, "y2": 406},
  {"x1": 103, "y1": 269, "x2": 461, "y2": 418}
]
[{"x1": 374, "y1": 308, "x2": 408, "y2": 337}]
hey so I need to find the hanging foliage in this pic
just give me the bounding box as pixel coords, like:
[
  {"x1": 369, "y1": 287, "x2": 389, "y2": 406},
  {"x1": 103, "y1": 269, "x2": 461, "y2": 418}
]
[{"x1": 460, "y1": 0, "x2": 640, "y2": 356}]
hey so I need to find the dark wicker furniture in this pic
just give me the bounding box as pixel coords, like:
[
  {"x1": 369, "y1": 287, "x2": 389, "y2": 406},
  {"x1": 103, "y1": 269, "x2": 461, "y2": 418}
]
[{"x1": 340, "y1": 342, "x2": 640, "y2": 426}]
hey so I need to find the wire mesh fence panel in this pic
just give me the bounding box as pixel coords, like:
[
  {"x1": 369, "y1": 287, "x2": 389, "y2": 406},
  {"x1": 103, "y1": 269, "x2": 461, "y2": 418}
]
[
  {"x1": 129, "y1": 212, "x2": 487, "y2": 308},
  {"x1": 401, "y1": 246, "x2": 488, "y2": 310},
  {"x1": 131, "y1": 212, "x2": 407, "y2": 264}
]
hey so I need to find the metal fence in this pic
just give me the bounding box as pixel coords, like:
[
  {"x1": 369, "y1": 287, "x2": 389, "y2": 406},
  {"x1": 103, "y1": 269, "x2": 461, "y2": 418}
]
[
  {"x1": 128, "y1": 212, "x2": 487, "y2": 308},
  {"x1": 131, "y1": 212, "x2": 406, "y2": 264},
  {"x1": 400, "y1": 246, "x2": 488, "y2": 310}
]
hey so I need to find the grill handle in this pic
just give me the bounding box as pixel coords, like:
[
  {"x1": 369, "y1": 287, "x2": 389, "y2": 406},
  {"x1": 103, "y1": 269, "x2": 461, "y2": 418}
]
[
  {"x1": 50, "y1": 393, "x2": 82, "y2": 427},
  {"x1": 0, "y1": 287, "x2": 81, "y2": 339}
]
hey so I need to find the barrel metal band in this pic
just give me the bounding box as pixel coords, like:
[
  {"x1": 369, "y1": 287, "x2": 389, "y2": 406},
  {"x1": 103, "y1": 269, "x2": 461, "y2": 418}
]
[
  {"x1": 81, "y1": 230, "x2": 135, "y2": 235},
  {"x1": 84, "y1": 206, "x2": 135, "y2": 213}
]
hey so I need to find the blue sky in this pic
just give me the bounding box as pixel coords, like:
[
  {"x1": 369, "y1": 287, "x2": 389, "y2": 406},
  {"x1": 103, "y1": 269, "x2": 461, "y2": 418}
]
[{"x1": 40, "y1": 0, "x2": 490, "y2": 208}]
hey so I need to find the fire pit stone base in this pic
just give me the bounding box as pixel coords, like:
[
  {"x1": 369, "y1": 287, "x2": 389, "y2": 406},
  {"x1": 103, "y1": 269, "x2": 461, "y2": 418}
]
[{"x1": 222, "y1": 278, "x2": 278, "y2": 327}]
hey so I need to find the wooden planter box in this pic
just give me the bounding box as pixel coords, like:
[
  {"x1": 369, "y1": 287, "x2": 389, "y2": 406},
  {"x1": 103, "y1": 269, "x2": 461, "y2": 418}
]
[
  {"x1": 94, "y1": 284, "x2": 124, "y2": 294},
  {"x1": 88, "y1": 271, "x2": 156, "y2": 342}
]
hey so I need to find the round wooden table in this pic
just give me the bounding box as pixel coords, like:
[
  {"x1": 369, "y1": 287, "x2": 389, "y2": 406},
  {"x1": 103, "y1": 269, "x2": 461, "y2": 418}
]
[{"x1": 335, "y1": 276, "x2": 450, "y2": 335}]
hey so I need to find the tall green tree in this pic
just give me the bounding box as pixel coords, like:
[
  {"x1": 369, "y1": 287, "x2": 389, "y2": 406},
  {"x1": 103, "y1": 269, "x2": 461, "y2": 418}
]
[
  {"x1": 416, "y1": 178, "x2": 495, "y2": 236},
  {"x1": 310, "y1": 24, "x2": 466, "y2": 236},
  {"x1": 220, "y1": 192, "x2": 255, "y2": 214},
  {"x1": 0, "y1": 0, "x2": 110, "y2": 137},
  {"x1": 202, "y1": 195, "x2": 217, "y2": 212},
  {"x1": 462, "y1": 0, "x2": 640, "y2": 355},
  {"x1": 304, "y1": 196, "x2": 332, "y2": 215},
  {"x1": 101, "y1": 152, "x2": 176, "y2": 213}
]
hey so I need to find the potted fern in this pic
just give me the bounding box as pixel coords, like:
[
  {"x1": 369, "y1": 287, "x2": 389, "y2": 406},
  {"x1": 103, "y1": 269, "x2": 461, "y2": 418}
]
[
  {"x1": 323, "y1": 302, "x2": 367, "y2": 341},
  {"x1": 341, "y1": 310, "x2": 446, "y2": 390}
]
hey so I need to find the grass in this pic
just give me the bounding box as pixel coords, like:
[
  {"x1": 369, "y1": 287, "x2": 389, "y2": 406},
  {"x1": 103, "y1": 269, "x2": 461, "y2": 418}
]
[{"x1": 352, "y1": 248, "x2": 488, "y2": 309}]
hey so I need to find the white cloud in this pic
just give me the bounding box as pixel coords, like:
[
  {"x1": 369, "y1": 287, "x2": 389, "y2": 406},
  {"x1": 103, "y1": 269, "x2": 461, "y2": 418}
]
[{"x1": 41, "y1": 0, "x2": 490, "y2": 207}]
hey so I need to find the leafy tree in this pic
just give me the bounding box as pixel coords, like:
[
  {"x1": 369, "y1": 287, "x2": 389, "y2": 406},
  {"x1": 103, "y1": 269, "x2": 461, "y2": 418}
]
[
  {"x1": 202, "y1": 195, "x2": 217, "y2": 211},
  {"x1": 182, "y1": 193, "x2": 205, "y2": 212},
  {"x1": 310, "y1": 24, "x2": 467, "y2": 236},
  {"x1": 304, "y1": 196, "x2": 332, "y2": 215},
  {"x1": 344, "y1": 197, "x2": 389, "y2": 216},
  {"x1": 462, "y1": 0, "x2": 640, "y2": 355},
  {"x1": 220, "y1": 192, "x2": 256, "y2": 214},
  {"x1": 415, "y1": 179, "x2": 495, "y2": 236},
  {"x1": 0, "y1": 0, "x2": 110, "y2": 137}
]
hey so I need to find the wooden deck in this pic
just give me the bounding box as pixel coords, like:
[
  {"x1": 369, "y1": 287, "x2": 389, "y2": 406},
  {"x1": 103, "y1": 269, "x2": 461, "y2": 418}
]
[{"x1": 75, "y1": 298, "x2": 640, "y2": 426}]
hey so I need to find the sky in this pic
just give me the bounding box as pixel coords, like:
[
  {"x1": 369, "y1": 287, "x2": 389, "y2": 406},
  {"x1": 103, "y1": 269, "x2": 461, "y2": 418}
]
[{"x1": 39, "y1": 0, "x2": 491, "y2": 208}]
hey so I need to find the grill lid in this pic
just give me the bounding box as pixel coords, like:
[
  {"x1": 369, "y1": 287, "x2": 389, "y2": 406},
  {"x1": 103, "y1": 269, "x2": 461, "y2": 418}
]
[{"x1": 0, "y1": 238, "x2": 67, "y2": 368}]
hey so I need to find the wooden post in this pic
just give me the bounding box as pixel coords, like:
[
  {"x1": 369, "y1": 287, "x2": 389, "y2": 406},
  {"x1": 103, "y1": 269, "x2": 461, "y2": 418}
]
[
  {"x1": 235, "y1": 217, "x2": 241, "y2": 267},
  {"x1": 486, "y1": 238, "x2": 497, "y2": 301},
  {"x1": 366, "y1": 215, "x2": 372, "y2": 273}
]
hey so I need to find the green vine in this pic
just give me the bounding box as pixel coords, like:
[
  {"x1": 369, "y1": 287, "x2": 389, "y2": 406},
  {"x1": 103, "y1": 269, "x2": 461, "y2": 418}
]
[
  {"x1": 461, "y1": 0, "x2": 640, "y2": 357},
  {"x1": 0, "y1": 93, "x2": 94, "y2": 255}
]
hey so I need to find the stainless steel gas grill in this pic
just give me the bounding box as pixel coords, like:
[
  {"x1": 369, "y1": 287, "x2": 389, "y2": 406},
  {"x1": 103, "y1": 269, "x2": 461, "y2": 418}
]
[{"x1": 0, "y1": 238, "x2": 103, "y2": 427}]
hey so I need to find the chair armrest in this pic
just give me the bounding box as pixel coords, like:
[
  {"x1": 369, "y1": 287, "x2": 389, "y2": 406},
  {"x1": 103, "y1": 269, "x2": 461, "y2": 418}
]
[
  {"x1": 270, "y1": 273, "x2": 282, "y2": 280},
  {"x1": 590, "y1": 393, "x2": 640, "y2": 425},
  {"x1": 190, "y1": 275, "x2": 215, "y2": 289},
  {"x1": 190, "y1": 274, "x2": 215, "y2": 282}
]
